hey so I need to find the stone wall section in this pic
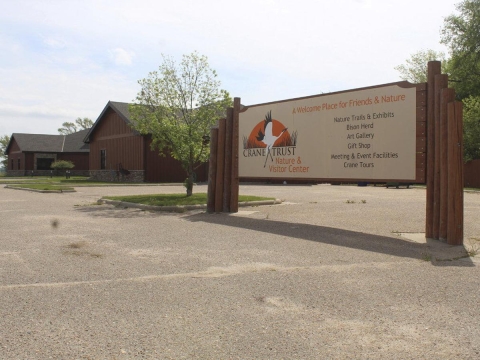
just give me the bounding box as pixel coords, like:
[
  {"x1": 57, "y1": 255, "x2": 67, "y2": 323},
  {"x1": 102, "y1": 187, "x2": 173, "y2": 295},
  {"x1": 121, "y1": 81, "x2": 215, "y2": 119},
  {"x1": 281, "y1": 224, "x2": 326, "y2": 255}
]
[{"x1": 89, "y1": 170, "x2": 145, "y2": 183}]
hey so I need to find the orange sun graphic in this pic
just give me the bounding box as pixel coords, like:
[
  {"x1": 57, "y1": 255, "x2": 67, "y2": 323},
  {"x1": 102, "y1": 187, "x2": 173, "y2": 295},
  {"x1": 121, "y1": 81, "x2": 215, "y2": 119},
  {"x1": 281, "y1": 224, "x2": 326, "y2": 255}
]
[{"x1": 245, "y1": 119, "x2": 291, "y2": 149}]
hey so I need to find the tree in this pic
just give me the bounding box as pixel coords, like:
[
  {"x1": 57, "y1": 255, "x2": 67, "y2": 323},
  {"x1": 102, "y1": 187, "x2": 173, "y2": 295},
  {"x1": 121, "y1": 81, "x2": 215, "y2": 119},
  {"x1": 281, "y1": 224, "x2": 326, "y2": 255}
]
[
  {"x1": 0, "y1": 134, "x2": 10, "y2": 170},
  {"x1": 462, "y1": 96, "x2": 480, "y2": 161},
  {"x1": 75, "y1": 117, "x2": 94, "y2": 130},
  {"x1": 440, "y1": 0, "x2": 480, "y2": 160},
  {"x1": 50, "y1": 160, "x2": 74, "y2": 170},
  {"x1": 58, "y1": 117, "x2": 93, "y2": 135},
  {"x1": 51, "y1": 160, "x2": 75, "y2": 178},
  {"x1": 394, "y1": 49, "x2": 448, "y2": 83},
  {"x1": 441, "y1": 0, "x2": 480, "y2": 99},
  {"x1": 394, "y1": 0, "x2": 480, "y2": 161},
  {"x1": 130, "y1": 52, "x2": 232, "y2": 196}
]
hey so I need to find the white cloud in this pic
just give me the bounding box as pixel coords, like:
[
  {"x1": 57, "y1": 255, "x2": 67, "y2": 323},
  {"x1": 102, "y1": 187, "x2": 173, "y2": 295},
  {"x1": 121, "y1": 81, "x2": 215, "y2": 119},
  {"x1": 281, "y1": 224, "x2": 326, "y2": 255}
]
[
  {"x1": 109, "y1": 48, "x2": 135, "y2": 66},
  {"x1": 0, "y1": 103, "x2": 70, "y2": 118},
  {"x1": 0, "y1": 65, "x2": 136, "y2": 135},
  {"x1": 352, "y1": 0, "x2": 373, "y2": 7},
  {"x1": 0, "y1": 0, "x2": 458, "y2": 136},
  {"x1": 43, "y1": 36, "x2": 66, "y2": 49}
]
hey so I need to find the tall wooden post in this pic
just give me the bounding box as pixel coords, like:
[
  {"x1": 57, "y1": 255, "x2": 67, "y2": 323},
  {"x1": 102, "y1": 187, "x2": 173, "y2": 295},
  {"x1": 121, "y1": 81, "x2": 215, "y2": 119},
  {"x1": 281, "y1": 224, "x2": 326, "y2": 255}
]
[
  {"x1": 439, "y1": 88, "x2": 455, "y2": 240},
  {"x1": 425, "y1": 61, "x2": 463, "y2": 245},
  {"x1": 432, "y1": 74, "x2": 448, "y2": 239},
  {"x1": 229, "y1": 98, "x2": 240, "y2": 213},
  {"x1": 447, "y1": 101, "x2": 464, "y2": 245},
  {"x1": 207, "y1": 127, "x2": 219, "y2": 213},
  {"x1": 215, "y1": 118, "x2": 226, "y2": 212},
  {"x1": 223, "y1": 108, "x2": 233, "y2": 212},
  {"x1": 426, "y1": 61, "x2": 441, "y2": 238}
]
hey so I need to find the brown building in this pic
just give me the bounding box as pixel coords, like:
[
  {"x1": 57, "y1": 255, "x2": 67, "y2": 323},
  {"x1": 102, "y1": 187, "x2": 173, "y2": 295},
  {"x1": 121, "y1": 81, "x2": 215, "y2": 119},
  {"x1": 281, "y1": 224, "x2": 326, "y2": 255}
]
[
  {"x1": 5, "y1": 130, "x2": 90, "y2": 176},
  {"x1": 83, "y1": 101, "x2": 208, "y2": 183}
]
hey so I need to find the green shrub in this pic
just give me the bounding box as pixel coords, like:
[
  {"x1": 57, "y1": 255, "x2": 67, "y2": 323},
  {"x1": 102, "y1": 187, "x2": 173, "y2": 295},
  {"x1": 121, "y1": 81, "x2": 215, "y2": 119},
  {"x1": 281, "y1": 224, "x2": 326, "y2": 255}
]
[{"x1": 51, "y1": 160, "x2": 74, "y2": 170}]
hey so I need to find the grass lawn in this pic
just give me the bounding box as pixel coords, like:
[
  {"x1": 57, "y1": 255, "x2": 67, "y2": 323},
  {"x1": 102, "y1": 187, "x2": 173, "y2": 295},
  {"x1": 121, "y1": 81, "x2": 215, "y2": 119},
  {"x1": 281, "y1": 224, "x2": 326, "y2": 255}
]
[
  {"x1": 0, "y1": 176, "x2": 88, "y2": 183},
  {"x1": 103, "y1": 193, "x2": 275, "y2": 206}
]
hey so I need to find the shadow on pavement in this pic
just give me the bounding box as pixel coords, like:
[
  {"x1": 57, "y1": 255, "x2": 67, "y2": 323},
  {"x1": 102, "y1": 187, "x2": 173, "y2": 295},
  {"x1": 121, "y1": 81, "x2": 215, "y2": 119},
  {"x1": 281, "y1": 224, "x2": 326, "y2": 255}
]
[{"x1": 185, "y1": 212, "x2": 474, "y2": 268}]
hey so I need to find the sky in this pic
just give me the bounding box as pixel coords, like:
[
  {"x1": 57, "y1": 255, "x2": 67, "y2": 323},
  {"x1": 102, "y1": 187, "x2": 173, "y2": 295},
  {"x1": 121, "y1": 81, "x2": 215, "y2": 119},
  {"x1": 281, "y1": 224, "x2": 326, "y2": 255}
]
[{"x1": 0, "y1": 0, "x2": 458, "y2": 136}]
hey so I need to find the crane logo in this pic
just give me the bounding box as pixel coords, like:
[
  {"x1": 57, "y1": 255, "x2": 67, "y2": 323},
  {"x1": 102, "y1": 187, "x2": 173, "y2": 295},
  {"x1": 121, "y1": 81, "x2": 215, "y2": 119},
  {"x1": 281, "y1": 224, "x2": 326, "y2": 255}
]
[{"x1": 242, "y1": 111, "x2": 298, "y2": 168}]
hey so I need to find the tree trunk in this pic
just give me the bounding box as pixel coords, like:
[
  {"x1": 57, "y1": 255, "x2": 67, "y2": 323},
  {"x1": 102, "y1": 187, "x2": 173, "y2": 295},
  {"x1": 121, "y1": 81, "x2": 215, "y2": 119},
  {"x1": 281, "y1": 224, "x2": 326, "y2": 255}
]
[{"x1": 185, "y1": 166, "x2": 194, "y2": 196}]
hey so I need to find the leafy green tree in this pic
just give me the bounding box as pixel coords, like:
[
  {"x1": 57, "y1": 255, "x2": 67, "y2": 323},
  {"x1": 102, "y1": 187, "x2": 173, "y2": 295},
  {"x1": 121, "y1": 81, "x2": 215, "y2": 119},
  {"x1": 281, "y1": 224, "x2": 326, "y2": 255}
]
[
  {"x1": 51, "y1": 160, "x2": 74, "y2": 178},
  {"x1": 0, "y1": 134, "x2": 10, "y2": 170},
  {"x1": 58, "y1": 122, "x2": 77, "y2": 135},
  {"x1": 394, "y1": 1, "x2": 480, "y2": 161},
  {"x1": 441, "y1": 0, "x2": 480, "y2": 99},
  {"x1": 440, "y1": 0, "x2": 480, "y2": 160},
  {"x1": 75, "y1": 117, "x2": 94, "y2": 130},
  {"x1": 58, "y1": 117, "x2": 93, "y2": 135},
  {"x1": 462, "y1": 96, "x2": 480, "y2": 161},
  {"x1": 394, "y1": 49, "x2": 448, "y2": 83},
  {"x1": 130, "y1": 52, "x2": 232, "y2": 196}
]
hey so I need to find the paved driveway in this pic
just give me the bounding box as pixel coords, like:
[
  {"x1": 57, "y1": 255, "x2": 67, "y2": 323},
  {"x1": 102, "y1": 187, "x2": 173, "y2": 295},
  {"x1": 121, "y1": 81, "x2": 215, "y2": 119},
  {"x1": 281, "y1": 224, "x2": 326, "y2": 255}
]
[{"x1": 1, "y1": 184, "x2": 479, "y2": 359}]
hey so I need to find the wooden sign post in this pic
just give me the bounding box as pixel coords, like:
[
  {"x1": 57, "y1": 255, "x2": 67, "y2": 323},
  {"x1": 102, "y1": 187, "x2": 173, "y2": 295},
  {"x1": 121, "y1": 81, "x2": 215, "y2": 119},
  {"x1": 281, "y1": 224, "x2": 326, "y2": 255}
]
[
  {"x1": 207, "y1": 98, "x2": 240, "y2": 214},
  {"x1": 425, "y1": 61, "x2": 464, "y2": 245}
]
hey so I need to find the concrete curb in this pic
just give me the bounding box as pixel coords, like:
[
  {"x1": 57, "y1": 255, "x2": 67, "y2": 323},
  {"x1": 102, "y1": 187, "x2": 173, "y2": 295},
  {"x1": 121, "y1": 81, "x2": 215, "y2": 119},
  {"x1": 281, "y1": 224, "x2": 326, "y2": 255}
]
[
  {"x1": 98, "y1": 198, "x2": 283, "y2": 212},
  {"x1": 4, "y1": 185, "x2": 76, "y2": 193}
]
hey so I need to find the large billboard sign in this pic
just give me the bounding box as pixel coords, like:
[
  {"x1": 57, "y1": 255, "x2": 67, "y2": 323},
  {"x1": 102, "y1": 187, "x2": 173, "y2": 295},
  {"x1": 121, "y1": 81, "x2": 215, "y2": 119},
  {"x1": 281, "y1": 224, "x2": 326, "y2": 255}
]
[{"x1": 239, "y1": 84, "x2": 417, "y2": 180}]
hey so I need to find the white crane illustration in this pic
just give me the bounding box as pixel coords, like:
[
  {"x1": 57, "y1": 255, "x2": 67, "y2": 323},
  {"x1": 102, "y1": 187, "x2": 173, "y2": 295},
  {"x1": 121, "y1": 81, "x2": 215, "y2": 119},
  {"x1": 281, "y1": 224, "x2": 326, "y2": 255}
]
[{"x1": 256, "y1": 111, "x2": 288, "y2": 167}]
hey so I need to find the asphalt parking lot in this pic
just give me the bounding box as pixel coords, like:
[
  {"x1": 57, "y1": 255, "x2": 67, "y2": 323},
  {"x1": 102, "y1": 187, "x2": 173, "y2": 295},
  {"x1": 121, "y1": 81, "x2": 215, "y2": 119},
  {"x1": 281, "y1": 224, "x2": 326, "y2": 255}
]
[{"x1": 1, "y1": 183, "x2": 479, "y2": 359}]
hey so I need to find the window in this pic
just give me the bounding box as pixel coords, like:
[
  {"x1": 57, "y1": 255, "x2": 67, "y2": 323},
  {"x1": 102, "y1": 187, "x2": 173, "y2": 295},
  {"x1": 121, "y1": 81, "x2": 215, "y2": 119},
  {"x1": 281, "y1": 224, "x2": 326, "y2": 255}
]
[
  {"x1": 100, "y1": 150, "x2": 106, "y2": 170},
  {"x1": 18, "y1": 159, "x2": 20, "y2": 169},
  {"x1": 11, "y1": 159, "x2": 14, "y2": 170},
  {"x1": 37, "y1": 158, "x2": 55, "y2": 170}
]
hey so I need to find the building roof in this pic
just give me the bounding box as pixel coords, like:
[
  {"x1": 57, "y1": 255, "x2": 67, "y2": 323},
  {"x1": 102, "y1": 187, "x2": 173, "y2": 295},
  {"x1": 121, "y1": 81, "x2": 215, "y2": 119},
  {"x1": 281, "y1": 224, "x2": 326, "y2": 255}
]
[
  {"x1": 82, "y1": 99, "x2": 233, "y2": 144},
  {"x1": 5, "y1": 129, "x2": 90, "y2": 154},
  {"x1": 83, "y1": 101, "x2": 138, "y2": 143},
  {"x1": 109, "y1": 101, "x2": 132, "y2": 123}
]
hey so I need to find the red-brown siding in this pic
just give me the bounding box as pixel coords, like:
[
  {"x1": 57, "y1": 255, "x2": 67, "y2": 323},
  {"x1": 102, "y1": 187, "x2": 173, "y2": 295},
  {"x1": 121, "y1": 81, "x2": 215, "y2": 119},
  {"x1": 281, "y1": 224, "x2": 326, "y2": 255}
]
[
  {"x1": 58, "y1": 153, "x2": 89, "y2": 170},
  {"x1": 144, "y1": 136, "x2": 208, "y2": 183},
  {"x1": 464, "y1": 159, "x2": 480, "y2": 188},
  {"x1": 6, "y1": 138, "x2": 23, "y2": 170},
  {"x1": 25, "y1": 153, "x2": 34, "y2": 170},
  {"x1": 8, "y1": 138, "x2": 20, "y2": 153},
  {"x1": 89, "y1": 108, "x2": 144, "y2": 171}
]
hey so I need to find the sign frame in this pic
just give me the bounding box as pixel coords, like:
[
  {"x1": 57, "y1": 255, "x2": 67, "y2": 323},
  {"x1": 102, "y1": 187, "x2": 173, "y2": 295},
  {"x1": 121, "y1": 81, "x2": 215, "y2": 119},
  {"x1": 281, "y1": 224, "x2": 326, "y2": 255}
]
[{"x1": 238, "y1": 81, "x2": 425, "y2": 184}]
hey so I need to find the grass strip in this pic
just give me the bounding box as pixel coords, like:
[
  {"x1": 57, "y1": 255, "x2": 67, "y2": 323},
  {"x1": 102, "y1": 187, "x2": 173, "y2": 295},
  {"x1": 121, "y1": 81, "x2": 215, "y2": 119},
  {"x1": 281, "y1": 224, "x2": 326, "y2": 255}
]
[
  {"x1": 0, "y1": 177, "x2": 134, "y2": 186},
  {"x1": 103, "y1": 193, "x2": 274, "y2": 207},
  {"x1": 10, "y1": 184, "x2": 75, "y2": 191}
]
